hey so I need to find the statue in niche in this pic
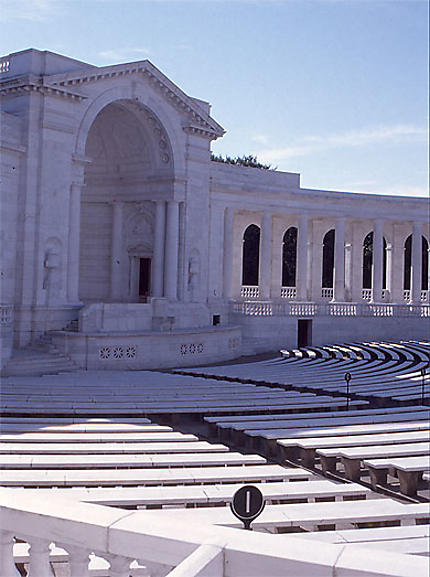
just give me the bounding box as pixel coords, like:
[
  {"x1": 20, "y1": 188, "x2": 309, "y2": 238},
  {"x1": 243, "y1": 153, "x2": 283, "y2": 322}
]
[{"x1": 188, "y1": 250, "x2": 200, "y2": 302}]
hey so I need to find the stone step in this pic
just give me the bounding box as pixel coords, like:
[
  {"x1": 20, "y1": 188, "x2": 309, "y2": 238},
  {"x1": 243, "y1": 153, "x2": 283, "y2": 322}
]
[{"x1": 1, "y1": 348, "x2": 79, "y2": 377}]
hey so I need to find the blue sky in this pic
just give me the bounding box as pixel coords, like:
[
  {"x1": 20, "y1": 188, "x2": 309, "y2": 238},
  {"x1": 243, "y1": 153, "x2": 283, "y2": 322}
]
[{"x1": 1, "y1": 0, "x2": 428, "y2": 197}]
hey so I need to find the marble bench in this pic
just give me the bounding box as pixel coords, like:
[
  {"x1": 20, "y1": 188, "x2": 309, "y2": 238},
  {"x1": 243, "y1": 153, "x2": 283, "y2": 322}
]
[
  {"x1": 363, "y1": 455, "x2": 430, "y2": 496},
  {"x1": 0, "y1": 464, "x2": 312, "y2": 486},
  {"x1": 18, "y1": 480, "x2": 370, "y2": 508},
  {"x1": 317, "y1": 441, "x2": 430, "y2": 479},
  {"x1": 142, "y1": 498, "x2": 430, "y2": 532},
  {"x1": 0, "y1": 451, "x2": 267, "y2": 469}
]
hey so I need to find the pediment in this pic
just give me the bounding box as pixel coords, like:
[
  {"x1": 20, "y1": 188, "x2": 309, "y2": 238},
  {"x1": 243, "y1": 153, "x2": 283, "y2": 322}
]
[{"x1": 47, "y1": 60, "x2": 225, "y2": 140}]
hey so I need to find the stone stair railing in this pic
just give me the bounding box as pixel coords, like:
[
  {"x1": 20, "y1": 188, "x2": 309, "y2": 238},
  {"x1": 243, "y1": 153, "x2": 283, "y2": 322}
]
[{"x1": 0, "y1": 489, "x2": 428, "y2": 577}]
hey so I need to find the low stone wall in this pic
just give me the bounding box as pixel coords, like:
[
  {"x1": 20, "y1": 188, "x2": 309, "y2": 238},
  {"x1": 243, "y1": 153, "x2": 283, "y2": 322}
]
[{"x1": 51, "y1": 325, "x2": 242, "y2": 370}]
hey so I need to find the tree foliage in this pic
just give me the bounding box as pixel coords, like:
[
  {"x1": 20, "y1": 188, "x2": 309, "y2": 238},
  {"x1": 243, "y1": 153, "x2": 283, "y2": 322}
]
[{"x1": 211, "y1": 153, "x2": 275, "y2": 170}]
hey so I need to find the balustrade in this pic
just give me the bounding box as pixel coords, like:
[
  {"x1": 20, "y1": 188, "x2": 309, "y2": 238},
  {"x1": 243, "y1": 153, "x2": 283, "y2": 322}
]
[
  {"x1": 321, "y1": 288, "x2": 334, "y2": 299},
  {"x1": 2, "y1": 490, "x2": 420, "y2": 577},
  {"x1": 240, "y1": 286, "x2": 260, "y2": 299},
  {"x1": 280, "y1": 286, "x2": 297, "y2": 299},
  {"x1": 0, "y1": 304, "x2": 13, "y2": 325}
]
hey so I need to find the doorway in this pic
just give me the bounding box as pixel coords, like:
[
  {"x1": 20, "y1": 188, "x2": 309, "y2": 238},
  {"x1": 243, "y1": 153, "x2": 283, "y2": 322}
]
[
  {"x1": 297, "y1": 319, "x2": 312, "y2": 348},
  {"x1": 138, "y1": 258, "x2": 151, "y2": 302}
]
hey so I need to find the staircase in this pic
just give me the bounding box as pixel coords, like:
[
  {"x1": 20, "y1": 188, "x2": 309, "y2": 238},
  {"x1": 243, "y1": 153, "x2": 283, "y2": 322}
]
[{"x1": 1, "y1": 333, "x2": 79, "y2": 377}]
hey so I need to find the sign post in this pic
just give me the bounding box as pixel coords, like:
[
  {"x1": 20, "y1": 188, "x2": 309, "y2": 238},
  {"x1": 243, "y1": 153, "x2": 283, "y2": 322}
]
[
  {"x1": 230, "y1": 485, "x2": 265, "y2": 530},
  {"x1": 344, "y1": 372, "x2": 351, "y2": 411}
]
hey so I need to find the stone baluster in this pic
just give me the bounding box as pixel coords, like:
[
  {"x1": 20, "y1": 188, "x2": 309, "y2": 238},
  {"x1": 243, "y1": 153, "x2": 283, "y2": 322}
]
[
  {"x1": 62, "y1": 544, "x2": 90, "y2": 577},
  {"x1": 0, "y1": 531, "x2": 21, "y2": 577},
  {"x1": 27, "y1": 538, "x2": 54, "y2": 577},
  {"x1": 259, "y1": 213, "x2": 272, "y2": 299},
  {"x1": 105, "y1": 553, "x2": 132, "y2": 577},
  {"x1": 411, "y1": 222, "x2": 422, "y2": 304}
]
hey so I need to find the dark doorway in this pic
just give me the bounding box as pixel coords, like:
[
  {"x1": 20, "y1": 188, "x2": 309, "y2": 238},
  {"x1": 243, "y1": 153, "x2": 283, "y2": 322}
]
[
  {"x1": 297, "y1": 319, "x2": 312, "y2": 348},
  {"x1": 139, "y1": 258, "x2": 151, "y2": 302}
]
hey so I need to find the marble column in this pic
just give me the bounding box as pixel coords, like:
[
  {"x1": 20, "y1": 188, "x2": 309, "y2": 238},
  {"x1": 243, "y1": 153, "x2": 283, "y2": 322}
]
[
  {"x1": 164, "y1": 200, "x2": 179, "y2": 301},
  {"x1": 259, "y1": 212, "x2": 272, "y2": 299},
  {"x1": 371, "y1": 220, "x2": 384, "y2": 302},
  {"x1": 296, "y1": 216, "x2": 308, "y2": 301},
  {"x1": 333, "y1": 219, "x2": 345, "y2": 301},
  {"x1": 152, "y1": 200, "x2": 166, "y2": 297},
  {"x1": 223, "y1": 207, "x2": 234, "y2": 299},
  {"x1": 411, "y1": 222, "x2": 422, "y2": 304},
  {"x1": 110, "y1": 201, "x2": 123, "y2": 301},
  {"x1": 67, "y1": 183, "x2": 83, "y2": 304}
]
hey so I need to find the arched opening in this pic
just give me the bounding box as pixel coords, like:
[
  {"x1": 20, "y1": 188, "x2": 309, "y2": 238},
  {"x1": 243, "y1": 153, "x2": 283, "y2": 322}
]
[
  {"x1": 362, "y1": 232, "x2": 388, "y2": 291},
  {"x1": 282, "y1": 227, "x2": 297, "y2": 288},
  {"x1": 322, "y1": 229, "x2": 335, "y2": 289},
  {"x1": 242, "y1": 224, "x2": 260, "y2": 286},
  {"x1": 403, "y1": 234, "x2": 429, "y2": 291},
  {"x1": 78, "y1": 100, "x2": 173, "y2": 303}
]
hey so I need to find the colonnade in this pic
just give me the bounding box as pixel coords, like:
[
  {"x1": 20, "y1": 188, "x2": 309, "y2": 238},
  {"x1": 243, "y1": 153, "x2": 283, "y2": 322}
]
[{"x1": 224, "y1": 209, "x2": 429, "y2": 305}]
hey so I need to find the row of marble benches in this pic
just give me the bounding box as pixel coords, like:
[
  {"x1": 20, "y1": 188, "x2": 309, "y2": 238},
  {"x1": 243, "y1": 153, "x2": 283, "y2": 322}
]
[
  {"x1": 2, "y1": 419, "x2": 429, "y2": 561},
  {"x1": 183, "y1": 340, "x2": 430, "y2": 403},
  {"x1": 0, "y1": 372, "x2": 369, "y2": 417},
  {"x1": 204, "y1": 406, "x2": 430, "y2": 496}
]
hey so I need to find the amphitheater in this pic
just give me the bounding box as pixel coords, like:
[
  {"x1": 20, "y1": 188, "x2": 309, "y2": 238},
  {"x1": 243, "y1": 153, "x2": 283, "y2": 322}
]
[
  {"x1": 1, "y1": 48, "x2": 429, "y2": 576},
  {"x1": 0, "y1": 340, "x2": 429, "y2": 576}
]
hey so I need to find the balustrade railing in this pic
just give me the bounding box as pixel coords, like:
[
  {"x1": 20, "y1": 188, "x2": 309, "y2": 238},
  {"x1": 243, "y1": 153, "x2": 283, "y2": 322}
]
[
  {"x1": 280, "y1": 286, "x2": 297, "y2": 299},
  {"x1": 233, "y1": 300, "x2": 429, "y2": 318},
  {"x1": 0, "y1": 490, "x2": 424, "y2": 577},
  {"x1": 0, "y1": 304, "x2": 13, "y2": 325},
  {"x1": 240, "y1": 286, "x2": 260, "y2": 299},
  {"x1": 403, "y1": 290, "x2": 429, "y2": 302},
  {"x1": 321, "y1": 287, "x2": 333, "y2": 299}
]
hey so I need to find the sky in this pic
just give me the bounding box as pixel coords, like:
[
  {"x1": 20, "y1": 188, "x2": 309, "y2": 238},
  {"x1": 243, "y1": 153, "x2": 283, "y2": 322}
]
[{"x1": 1, "y1": 0, "x2": 428, "y2": 197}]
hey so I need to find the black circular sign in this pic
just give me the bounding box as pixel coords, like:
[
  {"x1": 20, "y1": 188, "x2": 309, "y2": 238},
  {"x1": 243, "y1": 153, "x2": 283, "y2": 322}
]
[
  {"x1": 344, "y1": 372, "x2": 351, "y2": 382},
  {"x1": 230, "y1": 485, "x2": 265, "y2": 528}
]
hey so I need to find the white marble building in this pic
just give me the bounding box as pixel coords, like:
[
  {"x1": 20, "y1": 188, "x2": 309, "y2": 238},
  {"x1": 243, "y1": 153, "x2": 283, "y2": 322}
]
[{"x1": 1, "y1": 49, "x2": 429, "y2": 369}]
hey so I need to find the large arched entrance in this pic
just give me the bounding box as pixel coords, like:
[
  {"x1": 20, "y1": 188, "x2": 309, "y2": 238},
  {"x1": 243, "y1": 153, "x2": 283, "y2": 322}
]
[{"x1": 78, "y1": 100, "x2": 174, "y2": 303}]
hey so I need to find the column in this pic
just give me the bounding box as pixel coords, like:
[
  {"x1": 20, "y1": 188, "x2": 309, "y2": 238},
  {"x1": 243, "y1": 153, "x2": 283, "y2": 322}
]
[
  {"x1": 333, "y1": 219, "x2": 345, "y2": 301},
  {"x1": 371, "y1": 220, "x2": 384, "y2": 302},
  {"x1": 296, "y1": 216, "x2": 308, "y2": 301},
  {"x1": 411, "y1": 222, "x2": 422, "y2": 304},
  {"x1": 110, "y1": 201, "x2": 123, "y2": 301},
  {"x1": 164, "y1": 200, "x2": 179, "y2": 301},
  {"x1": 152, "y1": 201, "x2": 166, "y2": 297},
  {"x1": 223, "y1": 207, "x2": 234, "y2": 299},
  {"x1": 259, "y1": 212, "x2": 272, "y2": 299},
  {"x1": 67, "y1": 183, "x2": 83, "y2": 304}
]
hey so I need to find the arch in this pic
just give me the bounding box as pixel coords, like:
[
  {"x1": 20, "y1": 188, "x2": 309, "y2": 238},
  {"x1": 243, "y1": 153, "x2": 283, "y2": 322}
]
[
  {"x1": 242, "y1": 224, "x2": 260, "y2": 286},
  {"x1": 403, "y1": 234, "x2": 429, "y2": 291},
  {"x1": 282, "y1": 226, "x2": 297, "y2": 287},
  {"x1": 74, "y1": 83, "x2": 183, "y2": 172},
  {"x1": 322, "y1": 229, "x2": 335, "y2": 288},
  {"x1": 362, "y1": 232, "x2": 388, "y2": 289}
]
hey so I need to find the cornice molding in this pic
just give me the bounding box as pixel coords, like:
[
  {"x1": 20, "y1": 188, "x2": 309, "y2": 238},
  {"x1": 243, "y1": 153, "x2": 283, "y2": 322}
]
[
  {"x1": 47, "y1": 60, "x2": 225, "y2": 139},
  {"x1": 0, "y1": 76, "x2": 86, "y2": 101}
]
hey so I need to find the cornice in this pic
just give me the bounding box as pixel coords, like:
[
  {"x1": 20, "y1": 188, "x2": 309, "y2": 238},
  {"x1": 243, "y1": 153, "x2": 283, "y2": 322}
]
[
  {"x1": 46, "y1": 60, "x2": 225, "y2": 139},
  {"x1": 0, "y1": 75, "x2": 86, "y2": 101}
]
